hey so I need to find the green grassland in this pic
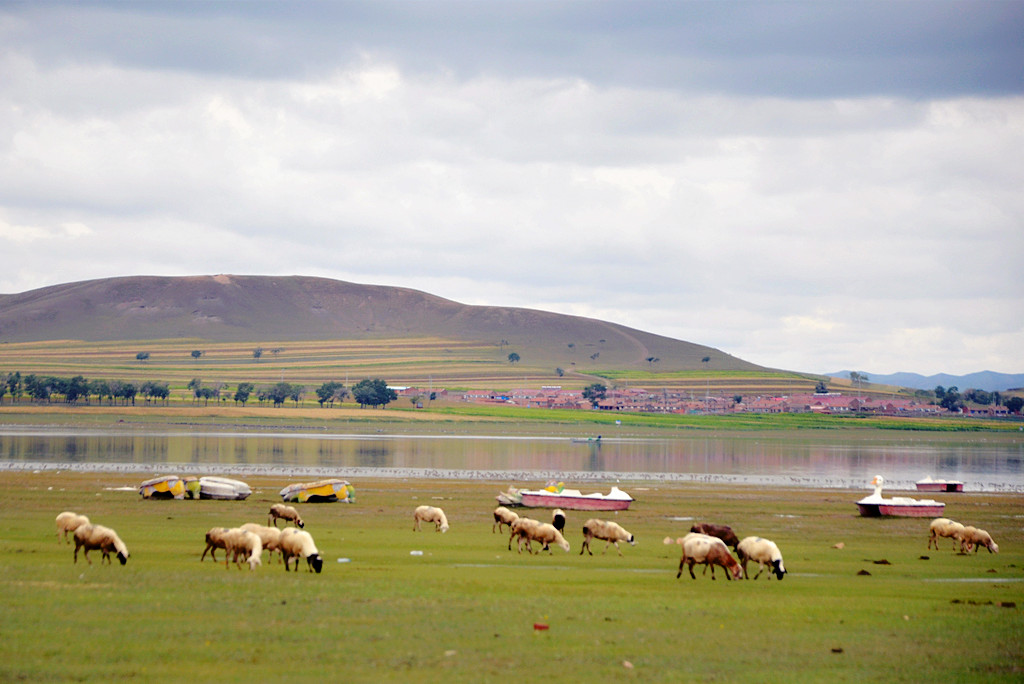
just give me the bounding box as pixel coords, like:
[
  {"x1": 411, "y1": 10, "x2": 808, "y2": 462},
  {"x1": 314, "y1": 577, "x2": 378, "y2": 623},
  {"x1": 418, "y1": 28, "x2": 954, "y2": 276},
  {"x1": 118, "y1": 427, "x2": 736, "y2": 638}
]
[
  {"x1": 0, "y1": 336, "x2": 899, "y2": 399},
  {"x1": 2, "y1": 470, "x2": 1021, "y2": 682}
]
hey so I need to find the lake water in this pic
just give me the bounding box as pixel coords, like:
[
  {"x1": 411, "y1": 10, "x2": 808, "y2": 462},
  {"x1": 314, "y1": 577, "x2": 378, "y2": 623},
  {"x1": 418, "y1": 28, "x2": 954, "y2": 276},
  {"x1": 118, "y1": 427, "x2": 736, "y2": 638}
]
[{"x1": 2, "y1": 427, "x2": 1023, "y2": 492}]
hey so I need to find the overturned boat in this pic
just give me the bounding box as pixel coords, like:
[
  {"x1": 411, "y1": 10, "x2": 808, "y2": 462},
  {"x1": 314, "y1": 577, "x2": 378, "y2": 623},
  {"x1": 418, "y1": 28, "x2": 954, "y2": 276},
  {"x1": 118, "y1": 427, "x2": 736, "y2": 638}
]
[
  {"x1": 280, "y1": 478, "x2": 355, "y2": 503},
  {"x1": 140, "y1": 475, "x2": 251, "y2": 500},
  {"x1": 499, "y1": 482, "x2": 633, "y2": 511},
  {"x1": 139, "y1": 475, "x2": 187, "y2": 500},
  {"x1": 191, "y1": 476, "x2": 251, "y2": 500},
  {"x1": 856, "y1": 475, "x2": 945, "y2": 517}
]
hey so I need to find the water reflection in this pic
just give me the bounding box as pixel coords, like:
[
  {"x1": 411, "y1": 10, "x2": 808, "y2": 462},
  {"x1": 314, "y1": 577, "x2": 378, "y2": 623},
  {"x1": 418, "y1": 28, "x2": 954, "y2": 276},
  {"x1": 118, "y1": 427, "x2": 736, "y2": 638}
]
[{"x1": 1, "y1": 429, "x2": 1022, "y2": 491}]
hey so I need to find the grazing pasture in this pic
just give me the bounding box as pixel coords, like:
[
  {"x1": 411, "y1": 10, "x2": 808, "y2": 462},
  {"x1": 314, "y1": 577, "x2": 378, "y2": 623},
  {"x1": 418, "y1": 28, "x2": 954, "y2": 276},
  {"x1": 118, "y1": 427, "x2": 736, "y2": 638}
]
[{"x1": 0, "y1": 470, "x2": 1021, "y2": 682}]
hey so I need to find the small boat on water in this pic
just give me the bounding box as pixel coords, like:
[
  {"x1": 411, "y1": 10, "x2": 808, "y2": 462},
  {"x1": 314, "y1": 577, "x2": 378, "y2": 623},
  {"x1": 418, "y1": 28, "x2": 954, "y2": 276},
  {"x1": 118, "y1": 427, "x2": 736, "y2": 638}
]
[
  {"x1": 498, "y1": 482, "x2": 633, "y2": 511},
  {"x1": 139, "y1": 475, "x2": 251, "y2": 500},
  {"x1": 279, "y1": 478, "x2": 355, "y2": 503},
  {"x1": 915, "y1": 476, "x2": 964, "y2": 493},
  {"x1": 856, "y1": 475, "x2": 945, "y2": 517}
]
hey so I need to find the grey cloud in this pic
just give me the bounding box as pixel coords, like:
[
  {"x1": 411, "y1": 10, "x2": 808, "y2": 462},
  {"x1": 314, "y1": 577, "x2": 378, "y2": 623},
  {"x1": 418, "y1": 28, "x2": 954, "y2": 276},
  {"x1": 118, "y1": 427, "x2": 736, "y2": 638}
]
[{"x1": 3, "y1": 1, "x2": 1022, "y2": 97}]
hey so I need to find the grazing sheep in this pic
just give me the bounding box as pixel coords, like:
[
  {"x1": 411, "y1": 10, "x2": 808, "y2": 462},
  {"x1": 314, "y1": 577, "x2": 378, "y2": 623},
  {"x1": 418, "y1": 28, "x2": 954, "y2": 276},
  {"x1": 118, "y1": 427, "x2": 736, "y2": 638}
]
[
  {"x1": 55, "y1": 511, "x2": 90, "y2": 544},
  {"x1": 959, "y1": 526, "x2": 999, "y2": 554},
  {"x1": 493, "y1": 506, "x2": 520, "y2": 533},
  {"x1": 413, "y1": 505, "x2": 449, "y2": 533},
  {"x1": 551, "y1": 508, "x2": 566, "y2": 536},
  {"x1": 240, "y1": 523, "x2": 283, "y2": 563},
  {"x1": 279, "y1": 528, "x2": 323, "y2": 573},
  {"x1": 927, "y1": 517, "x2": 966, "y2": 551},
  {"x1": 508, "y1": 517, "x2": 540, "y2": 552},
  {"x1": 676, "y1": 533, "x2": 742, "y2": 580},
  {"x1": 690, "y1": 522, "x2": 740, "y2": 551},
  {"x1": 580, "y1": 518, "x2": 636, "y2": 556},
  {"x1": 201, "y1": 527, "x2": 231, "y2": 562},
  {"x1": 268, "y1": 503, "x2": 304, "y2": 529},
  {"x1": 518, "y1": 522, "x2": 571, "y2": 554},
  {"x1": 736, "y1": 536, "x2": 787, "y2": 580},
  {"x1": 73, "y1": 524, "x2": 129, "y2": 566},
  {"x1": 222, "y1": 528, "x2": 263, "y2": 570}
]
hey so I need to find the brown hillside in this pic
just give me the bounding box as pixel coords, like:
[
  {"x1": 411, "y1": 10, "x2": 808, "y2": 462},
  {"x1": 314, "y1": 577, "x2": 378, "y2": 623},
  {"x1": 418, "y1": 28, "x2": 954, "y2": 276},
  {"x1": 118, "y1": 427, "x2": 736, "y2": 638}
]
[{"x1": 0, "y1": 275, "x2": 766, "y2": 372}]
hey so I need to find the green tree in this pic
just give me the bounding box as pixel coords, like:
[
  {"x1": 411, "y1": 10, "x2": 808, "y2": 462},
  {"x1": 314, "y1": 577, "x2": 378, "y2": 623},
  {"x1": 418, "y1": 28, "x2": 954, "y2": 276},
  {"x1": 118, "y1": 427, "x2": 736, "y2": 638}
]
[
  {"x1": 140, "y1": 381, "x2": 167, "y2": 404},
  {"x1": 187, "y1": 378, "x2": 203, "y2": 404},
  {"x1": 507, "y1": 352, "x2": 520, "y2": 364},
  {"x1": 266, "y1": 382, "x2": 292, "y2": 407},
  {"x1": 582, "y1": 383, "x2": 607, "y2": 407},
  {"x1": 234, "y1": 382, "x2": 254, "y2": 406},
  {"x1": 646, "y1": 356, "x2": 659, "y2": 368},
  {"x1": 252, "y1": 347, "x2": 264, "y2": 361},
  {"x1": 939, "y1": 386, "x2": 963, "y2": 412},
  {"x1": 111, "y1": 381, "x2": 137, "y2": 406},
  {"x1": 6, "y1": 371, "x2": 21, "y2": 403},
  {"x1": 1004, "y1": 396, "x2": 1024, "y2": 414},
  {"x1": 316, "y1": 381, "x2": 348, "y2": 407},
  {"x1": 191, "y1": 350, "x2": 203, "y2": 360},
  {"x1": 136, "y1": 351, "x2": 150, "y2": 362},
  {"x1": 89, "y1": 379, "x2": 110, "y2": 405},
  {"x1": 351, "y1": 379, "x2": 397, "y2": 409},
  {"x1": 65, "y1": 375, "x2": 89, "y2": 404},
  {"x1": 815, "y1": 380, "x2": 828, "y2": 394}
]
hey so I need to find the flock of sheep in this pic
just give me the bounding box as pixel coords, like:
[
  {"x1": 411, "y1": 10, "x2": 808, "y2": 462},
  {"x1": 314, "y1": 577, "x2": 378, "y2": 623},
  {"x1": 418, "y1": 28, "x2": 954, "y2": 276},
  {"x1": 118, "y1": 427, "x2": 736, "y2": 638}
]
[
  {"x1": 489, "y1": 505, "x2": 785, "y2": 581},
  {"x1": 56, "y1": 503, "x2": 324, "y2": 573},
  {"x1": 927, "y1": 517, "x2": 1000, "y2": 554},
  {"x1": 54, "y1": 499, "x2": 1000, "y2": 578}
]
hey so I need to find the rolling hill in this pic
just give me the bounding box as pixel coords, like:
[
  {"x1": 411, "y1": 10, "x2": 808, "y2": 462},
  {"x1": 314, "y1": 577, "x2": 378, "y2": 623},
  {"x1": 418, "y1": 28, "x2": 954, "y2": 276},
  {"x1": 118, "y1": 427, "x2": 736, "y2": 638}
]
[{"x1": 0, "y1": 274, "x2": 762, "y2": 373}]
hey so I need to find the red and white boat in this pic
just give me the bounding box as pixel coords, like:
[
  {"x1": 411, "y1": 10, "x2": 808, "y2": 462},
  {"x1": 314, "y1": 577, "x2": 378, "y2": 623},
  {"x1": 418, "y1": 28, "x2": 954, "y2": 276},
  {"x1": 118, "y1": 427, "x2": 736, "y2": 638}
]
[
  {"x1": 856, "y1": 475, "x2": 945, "y2": 517},
  {"x1": 503, "y1": 483, "x2": 634, "y2": 511},
  {"x1": 915, "y1": 477, "x2": 964, "y2": 493}
]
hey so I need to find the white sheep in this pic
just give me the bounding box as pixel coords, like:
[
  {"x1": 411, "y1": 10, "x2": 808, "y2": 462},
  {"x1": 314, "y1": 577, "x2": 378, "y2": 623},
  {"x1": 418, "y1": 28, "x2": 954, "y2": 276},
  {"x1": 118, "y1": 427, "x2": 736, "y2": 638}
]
[
  {"x1": 240, "y1": 522, "x2": 283, "y2": 563},
  {"x1": 736, "y1": 536, "x2": 787, "y2": 580},
  {"x1": 55, "y1": 511, "x2": 90, "y2": 544},
  {"x1": 508, "y1": 517, "x2": 540, "y2": 552},
  {"x1": 493, "y1": 506, "x2": 520, "y2": 533},
  {"x1": 201, "y1": 527, "x2": 231, "y2": 562},
  {"x1": 268, "y1": 503, "x2": 304, "y2": 529},
  {"x1": 959, "y1": 526, "x2": 999, "y2": 554},
  {"x1": 580, "y1": 518, "x2": 636, "y2": 556},
  {"x1": 927, "y1": 517, "x2": 966, "y2": 551},
  {"x1": 222, "y1": 528, "x2": 263, "y2": 570},
  {"x1": 279, "y1": 528, "x2": 324, "y2": 573},
  {"x1": 522, "y1": 521, "x2": 570, "y2": 554},
  {"x1": 676, "y1": 533, "x2": 742, "y2": 580},
  {"x1": 73, "y1": 523, "x2": 129, "y2": 566},
  {"x1": 413, "y1": 505, "x2": 449, "y2": 533}
]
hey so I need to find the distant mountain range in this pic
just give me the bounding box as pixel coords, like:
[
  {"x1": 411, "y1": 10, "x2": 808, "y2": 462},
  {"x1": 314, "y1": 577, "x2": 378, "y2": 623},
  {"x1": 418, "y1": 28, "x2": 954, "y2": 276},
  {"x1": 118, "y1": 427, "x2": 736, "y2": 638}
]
[{"x1": 828, "y1": 370, "x2": 1024, "y2": 393}]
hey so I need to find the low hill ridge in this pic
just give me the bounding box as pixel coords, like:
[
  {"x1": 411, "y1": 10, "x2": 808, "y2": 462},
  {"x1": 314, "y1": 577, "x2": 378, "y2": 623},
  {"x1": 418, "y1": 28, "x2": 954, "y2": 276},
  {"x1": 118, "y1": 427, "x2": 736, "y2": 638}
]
[{"x1": 0, "y1": 275, "x2": 764, "y2": 372}]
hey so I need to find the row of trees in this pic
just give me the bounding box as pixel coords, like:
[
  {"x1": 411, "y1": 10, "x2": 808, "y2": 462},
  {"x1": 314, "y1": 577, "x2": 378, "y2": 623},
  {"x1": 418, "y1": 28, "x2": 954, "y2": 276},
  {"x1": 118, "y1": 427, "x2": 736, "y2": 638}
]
[
  {"x1": 934, "y1": 386, "x2": 1023, "y2": 414},
  {"x1": 0, "y1": 372, "x2": 399, "y2": 409},
  {"x1": 136, "y1": 347, "x2": 286, "y2": 363},
  {"x1": 0, "y1": 371, "x2": 169, "y2": 406}
]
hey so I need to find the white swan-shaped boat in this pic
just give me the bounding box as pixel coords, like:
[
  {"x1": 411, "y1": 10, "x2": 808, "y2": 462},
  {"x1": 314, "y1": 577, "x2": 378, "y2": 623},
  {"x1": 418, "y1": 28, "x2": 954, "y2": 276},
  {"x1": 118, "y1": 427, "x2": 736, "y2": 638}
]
[{"x1": 856, "y1": 475, "x2": 945, "y2": 517}]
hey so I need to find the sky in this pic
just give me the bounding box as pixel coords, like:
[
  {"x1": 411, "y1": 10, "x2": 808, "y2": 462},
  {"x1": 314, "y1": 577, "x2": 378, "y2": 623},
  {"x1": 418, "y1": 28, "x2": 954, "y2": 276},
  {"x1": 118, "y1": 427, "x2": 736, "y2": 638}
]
[{"x1": 1, "y1": 1, "x2": 1022, "y2": 376}]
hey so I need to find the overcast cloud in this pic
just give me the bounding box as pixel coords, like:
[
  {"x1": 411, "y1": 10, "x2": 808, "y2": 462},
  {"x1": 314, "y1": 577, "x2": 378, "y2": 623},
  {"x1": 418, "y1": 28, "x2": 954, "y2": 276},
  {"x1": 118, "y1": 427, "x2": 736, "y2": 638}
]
[{"x1": 1, "y1": 1, "x2": 1022, "y2": 375}]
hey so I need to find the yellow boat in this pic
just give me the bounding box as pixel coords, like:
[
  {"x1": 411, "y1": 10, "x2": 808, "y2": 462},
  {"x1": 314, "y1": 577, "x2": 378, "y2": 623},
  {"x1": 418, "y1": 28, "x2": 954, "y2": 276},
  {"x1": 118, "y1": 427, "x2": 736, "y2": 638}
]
[
  {"x1": 279, "y1": 478, "x2": 355, "y2": 503},
  {"x1": 139, "y1": 475, "x2": 187, "y2": 499}
]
